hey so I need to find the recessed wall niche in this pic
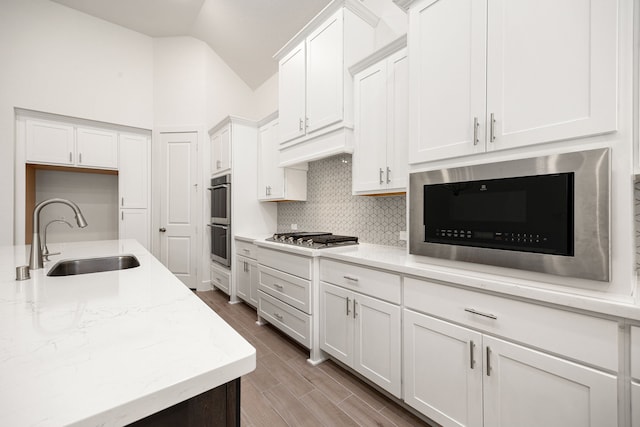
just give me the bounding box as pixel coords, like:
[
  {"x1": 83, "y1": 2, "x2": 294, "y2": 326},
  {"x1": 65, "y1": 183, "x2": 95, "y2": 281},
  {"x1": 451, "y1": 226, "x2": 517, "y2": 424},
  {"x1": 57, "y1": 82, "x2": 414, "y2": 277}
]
[{"x1": 25, "y1": 164, "x2": 118, "y2": 244}]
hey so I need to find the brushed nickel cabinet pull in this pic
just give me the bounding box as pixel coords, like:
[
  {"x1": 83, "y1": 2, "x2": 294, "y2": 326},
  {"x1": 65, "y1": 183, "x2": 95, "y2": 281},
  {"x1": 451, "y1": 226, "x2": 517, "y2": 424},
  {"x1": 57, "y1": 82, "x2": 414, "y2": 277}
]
[
  {"x1": 379, "y1": 168, "x2": 384, "y2": 184},
  {"x1": 346, "y1": 297, "x2": 351, "y2": 316},
  {"x1": 353, "y1": 299, "x2": 358, "y2": 319},
  {"x1": 273, "y1": 283, "x2": 284, "y2": 290},
  {"x1": 121, "y1": 197, "x2": 124, "y2": 207},
  {"x1": 469, "y1": 340, "x2": 476, "y2": 369},
  {"x1": 464, "y1": 308, "x2": 497, "y2": 320},
  {"x1": 121, "y1": 211, "x2": 124, "y2": 221},
  {"x1": 486, "y1": 346, "x2": 492, "y2": 376},
  {"x1": 79, "y1": 153, "x2": 82, "y2": 164},
  {"x1": 274, "y1": 312, "x2": 283, "y2": 321},
  {"x1": 386, "y1": 167, "x2": 391, "y2": 184},
  {"x1": 473, "y1": 117, "x2": 479, "y2": 146},
  {"x1": 299, "y1": 118, "x2": 303, "y2": 131},
  {"x1": 69, "y1": 152, "x2": 72, "y2": 162},
  {"x1": 343, "y1": 275, "x2": 359, "y2": 282},
  {"x1": 489, "y1": 113, "x2": 496, "y2": 142}
]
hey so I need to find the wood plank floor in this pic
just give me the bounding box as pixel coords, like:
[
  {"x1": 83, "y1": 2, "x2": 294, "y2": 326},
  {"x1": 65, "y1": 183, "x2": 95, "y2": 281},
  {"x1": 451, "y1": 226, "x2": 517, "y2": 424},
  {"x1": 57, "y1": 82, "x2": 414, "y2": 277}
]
[{"x1": 196, "y1": 290, "x2": 435, "y2": 427}]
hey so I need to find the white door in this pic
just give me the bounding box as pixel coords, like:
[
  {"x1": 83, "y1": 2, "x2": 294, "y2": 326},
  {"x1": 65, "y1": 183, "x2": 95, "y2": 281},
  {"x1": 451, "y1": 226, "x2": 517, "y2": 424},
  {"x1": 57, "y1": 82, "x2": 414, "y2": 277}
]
[
  {"x1": 76, "y1": 127, "x2": 118, "y2": 169},
  {"x1": 408, "y1": 0, "x2": 487, "y2": 164},
  {"x1": 403, "y1": 309, "x2": 483, "y2": 427},
  {"x1": 306, "y1": 9, "x2": 343, "y2": 134},
  {"x1": 278, "y1": 42, "x2": 307, "y2": 143},
  {"x1": 486, "y1": 0, "x2": 618, "y2": 151},
  {"x1": 353, "y1": 61, "x2": 387, "y2": 193},
  {"x1": 159, "y1": 132, "x2": 198, "y2": 289},
  {"x1": 483, "y1": 335, "x2": 618, "y2": 427},
  {"x1": 353, "y1": 292, "x2": 401, "y2": 398},
  {"x1": 386, "y1": 49, "x2": 408, "y2": 191},
  {"x1": 319, "y1": 282, "x2": 353, "y2": 366}
]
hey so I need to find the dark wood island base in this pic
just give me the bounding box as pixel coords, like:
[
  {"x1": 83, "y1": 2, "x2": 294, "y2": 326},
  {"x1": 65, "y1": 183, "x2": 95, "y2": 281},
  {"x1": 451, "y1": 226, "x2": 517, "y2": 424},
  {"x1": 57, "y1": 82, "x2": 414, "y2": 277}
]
[{"x1": 128, "y1": 378, "x2": 240, "y2": 427}]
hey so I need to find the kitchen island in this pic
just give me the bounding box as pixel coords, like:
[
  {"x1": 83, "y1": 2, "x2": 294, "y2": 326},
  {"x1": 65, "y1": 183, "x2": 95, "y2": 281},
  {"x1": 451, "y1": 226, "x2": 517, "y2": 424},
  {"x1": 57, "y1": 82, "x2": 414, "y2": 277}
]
[{"x1": 0, "y1": 239, "x2": 255, "y2": 426}]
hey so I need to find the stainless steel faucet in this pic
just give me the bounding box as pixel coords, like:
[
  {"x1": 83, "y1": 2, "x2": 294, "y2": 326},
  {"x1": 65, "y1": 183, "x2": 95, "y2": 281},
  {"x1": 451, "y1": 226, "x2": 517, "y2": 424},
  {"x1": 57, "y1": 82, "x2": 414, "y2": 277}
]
[
  {"x1": 29, "y1": 198, "x2": 88, "y2": 270},
  {"x1": 42, "y1": 219, "x2": 73, "y2": 262}
]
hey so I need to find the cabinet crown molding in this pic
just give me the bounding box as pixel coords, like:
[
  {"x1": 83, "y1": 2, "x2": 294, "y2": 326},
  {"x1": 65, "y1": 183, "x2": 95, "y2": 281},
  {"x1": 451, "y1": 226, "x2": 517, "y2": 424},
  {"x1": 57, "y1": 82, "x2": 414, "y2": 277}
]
[
  {"x1": 392, "y1": 0, "x2": 414, "y2": 11},
  {"x1": 349, "y1": 34, "x2": 407, "y2": 76},
  {"x1": 257, "y1": 111, "x2": 279, "y2": 127},
  {"x1": 208, "y1": 115, "x2": 257, "y2": 136},
  {"x1": 273, "y1": 0, "x2": 379, "y2": 61}
]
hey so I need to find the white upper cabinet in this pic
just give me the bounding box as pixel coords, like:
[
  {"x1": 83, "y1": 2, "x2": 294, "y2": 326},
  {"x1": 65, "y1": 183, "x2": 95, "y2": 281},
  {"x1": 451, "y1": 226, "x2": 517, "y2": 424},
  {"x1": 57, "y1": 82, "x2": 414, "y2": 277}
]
[
  {"x1": 211, "y1": 124, "x2": 231, "y2": 175},
  {"x1": 274, "y1": 0, "x2": 378, "y2": 166},
  {"x1": 26, "y1": 119, "x2": 118, "y2": 169},
  {"x1": 119, "y1": 133, "x2": 149, "y2": 209},
  {"x1": 352, "y1": 40, "x2": 408, "y2": 195},
  {"x1": 257, "y1": 114, "x2": 307, "y2": 202},
  {"x1": 76, "y1": 127, "x2": 118, "y2": 169},
  {"x1": 25, "y1": 119, "x2": 75, "y2": 166},
  {"x1": 405, "y1": 0, "x2": 618, "y2": 164}
]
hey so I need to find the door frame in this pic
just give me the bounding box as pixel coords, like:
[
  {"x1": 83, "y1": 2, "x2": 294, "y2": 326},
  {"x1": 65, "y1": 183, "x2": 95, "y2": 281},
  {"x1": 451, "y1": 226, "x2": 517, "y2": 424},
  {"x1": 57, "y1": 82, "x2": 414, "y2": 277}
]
[{"x1": 152, "y1": 126, "x2": 206, "y2": 290}]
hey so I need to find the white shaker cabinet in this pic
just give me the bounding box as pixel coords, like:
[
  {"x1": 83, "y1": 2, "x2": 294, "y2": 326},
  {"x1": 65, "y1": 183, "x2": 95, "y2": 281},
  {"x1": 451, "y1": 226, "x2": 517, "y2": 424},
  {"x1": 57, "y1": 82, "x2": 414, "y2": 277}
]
[
  {"x1": 26, "y1": 120, "x2": 118, "y2": 169},
  {"x1": 352, "y1": 41, "x2": 408, "y2": 195},
  {"x1": 319, "y1": 260, "x2": 402, "y2": 398},
  {"x1": 235, "y1": 239, "x2": 258, "y2": 307},
  {"x1": 403, "y1": 0, "x2": 618, "y2": 164},
  {"x1": 211, "y1": 124, "x2": 231, "y2": 175},
  {"x1": 257, "y1": 114, "x2": 307, "y2": 201},
  {"x1": 118, "y1": 133, "x2": 150, "y2": 250},
  {"x1": 274, "y1": 0, "x2": 378, "y2": 166}
]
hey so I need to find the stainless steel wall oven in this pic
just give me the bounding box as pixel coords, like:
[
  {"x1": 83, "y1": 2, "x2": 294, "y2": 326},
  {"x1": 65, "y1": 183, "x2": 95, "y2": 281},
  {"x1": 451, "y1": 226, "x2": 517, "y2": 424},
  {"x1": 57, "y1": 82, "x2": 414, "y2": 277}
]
[
  {"x1": 209, "y1": 175, "x2": 231, "y2": 267},
  {"x1": 409, "y1": 148, "x2": 610, "y2": 281}
]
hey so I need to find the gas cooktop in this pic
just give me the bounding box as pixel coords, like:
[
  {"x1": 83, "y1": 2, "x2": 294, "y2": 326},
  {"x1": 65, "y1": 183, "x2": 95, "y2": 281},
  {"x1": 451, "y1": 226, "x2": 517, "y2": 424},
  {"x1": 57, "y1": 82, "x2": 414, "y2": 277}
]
[{"x1": 267, "y1": 232, "x2": 359, "y2": 249}]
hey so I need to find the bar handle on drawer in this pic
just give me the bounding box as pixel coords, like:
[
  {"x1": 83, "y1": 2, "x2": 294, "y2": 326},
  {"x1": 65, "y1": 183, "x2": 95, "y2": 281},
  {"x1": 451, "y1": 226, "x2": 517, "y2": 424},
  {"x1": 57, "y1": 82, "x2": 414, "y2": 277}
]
[
  {"x1": 353, "y1": 299, "x2": 358, "y2": 319},
  {"x1": 273, "y1": 283, "x2": 284, "y2": 290},
  {"x1": 464, "y1": 308, "x2": 497, "y2": 320},
  {"x1": 469, "y1": 340, "x2": 476, "y2": 369},
  {"x1": 486, "y1": 346, "x2": 492, "y2": 376},
  {"x1": 346, "y1": 297, "x2": 351, "y2": 316},
  {"x1": 343, "y1": 275, "x2": 359, "y2": 282},
  {"x1": 274, "y1": 312, "x2": 283, "y2": 321}
]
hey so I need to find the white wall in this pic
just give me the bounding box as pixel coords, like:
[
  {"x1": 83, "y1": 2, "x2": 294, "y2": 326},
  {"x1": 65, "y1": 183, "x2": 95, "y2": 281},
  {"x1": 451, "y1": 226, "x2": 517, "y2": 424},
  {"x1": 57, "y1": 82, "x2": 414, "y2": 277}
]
[
  {"x1": 253, "y1": 74, "x2": 279, "y2": 121},
  {"x1": 0, "y1": 0, "x2": 154, "y2": 245}
]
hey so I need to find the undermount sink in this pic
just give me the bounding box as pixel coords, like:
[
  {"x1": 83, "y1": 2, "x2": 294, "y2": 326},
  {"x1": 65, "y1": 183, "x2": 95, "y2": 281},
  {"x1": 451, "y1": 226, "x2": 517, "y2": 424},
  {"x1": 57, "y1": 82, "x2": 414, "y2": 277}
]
[{"x1": 47, "y1": 255, "x2": 140, "y2": 277}]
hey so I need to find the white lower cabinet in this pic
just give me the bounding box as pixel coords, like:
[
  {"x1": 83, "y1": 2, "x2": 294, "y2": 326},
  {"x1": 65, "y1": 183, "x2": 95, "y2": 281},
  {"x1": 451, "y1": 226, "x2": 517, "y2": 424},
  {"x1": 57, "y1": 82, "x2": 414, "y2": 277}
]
[
  {"x1": 404, "y1": 309, "x2": 618, "y2": 427},
  {"x1": 236, "y1": 255, "x2": 258, "y2": 307},
  {"x1": 210, "y1": 262, "x2": 231, "y2": 295},
  {"x1": 320, "y1": 281, "x2": 401, "y2": 397}
]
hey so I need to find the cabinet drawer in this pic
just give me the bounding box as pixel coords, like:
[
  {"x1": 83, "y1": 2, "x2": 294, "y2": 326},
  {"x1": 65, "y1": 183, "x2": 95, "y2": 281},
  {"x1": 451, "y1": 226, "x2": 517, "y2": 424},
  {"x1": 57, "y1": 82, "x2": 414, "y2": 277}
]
[
  {"x1": 404, "y1": 277, "x2": 618, "y2": 372},
  {"x1": 320, "y1": 259, "x2": 401, "y2": 304},
  {"x1": 235, "y1": 240, "x2": 257, "y2": 259},
  {"x1": 257, "y1": 247, "x2": 312, "y2": 279},
  {"x1": 259, "y1": 291, "x2": 311, "y2": 348},
  {"x1": 258, "y1": 265, "x2": 311, "y2": 314},
  {"x1": 210, "y1": 263, "x2": 230, "y2": 295},
  {"x1": 632, "y1": 326, "x2": 640, "y2": 381}
]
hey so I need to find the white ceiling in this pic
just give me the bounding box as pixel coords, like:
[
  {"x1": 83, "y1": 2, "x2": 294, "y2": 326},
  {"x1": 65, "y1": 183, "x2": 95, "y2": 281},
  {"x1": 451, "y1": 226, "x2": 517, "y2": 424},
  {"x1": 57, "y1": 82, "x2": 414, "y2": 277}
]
[{"x1": 50, "y1": 0, "x2": 333, "y2": 89}]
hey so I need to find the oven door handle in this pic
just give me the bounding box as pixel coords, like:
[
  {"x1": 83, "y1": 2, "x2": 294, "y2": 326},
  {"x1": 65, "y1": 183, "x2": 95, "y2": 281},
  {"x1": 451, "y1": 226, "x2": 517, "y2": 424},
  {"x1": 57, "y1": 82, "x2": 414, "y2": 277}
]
[
  {"x1": 211, "y1": 184, "x2": 230, "y2": 190},
  {"x1": 208, "y1": 224, "x2": 228, "y2": 229}
]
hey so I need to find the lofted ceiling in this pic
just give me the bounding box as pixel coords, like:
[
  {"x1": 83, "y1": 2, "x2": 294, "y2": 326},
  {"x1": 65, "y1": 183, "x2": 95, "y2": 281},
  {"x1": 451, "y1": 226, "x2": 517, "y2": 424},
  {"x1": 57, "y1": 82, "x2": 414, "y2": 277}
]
[{"x1": 50, "y1": 0, "x2": 333, "y2": 89}]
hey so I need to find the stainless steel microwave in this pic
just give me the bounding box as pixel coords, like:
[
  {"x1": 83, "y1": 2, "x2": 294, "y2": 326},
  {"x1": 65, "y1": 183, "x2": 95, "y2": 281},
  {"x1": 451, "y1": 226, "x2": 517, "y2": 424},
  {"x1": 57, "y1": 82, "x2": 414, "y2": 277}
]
[{"x1": 409, "y1": 148, "x2": 610, "y2": 281}]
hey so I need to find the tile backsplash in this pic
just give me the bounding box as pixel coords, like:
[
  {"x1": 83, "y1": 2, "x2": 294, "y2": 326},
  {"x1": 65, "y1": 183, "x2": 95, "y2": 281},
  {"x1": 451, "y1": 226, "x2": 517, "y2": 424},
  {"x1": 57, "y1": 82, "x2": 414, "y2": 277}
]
[{"x1": 277, "y1": 154, "x2": 407, "y2": 247}]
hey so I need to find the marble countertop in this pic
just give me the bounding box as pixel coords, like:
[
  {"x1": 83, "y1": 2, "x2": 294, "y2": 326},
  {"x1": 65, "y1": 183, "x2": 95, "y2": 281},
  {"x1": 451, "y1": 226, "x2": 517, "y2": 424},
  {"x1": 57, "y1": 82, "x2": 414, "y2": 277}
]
[{"x1": 0, "y1": 240, "x2": 255, "y2": 427}]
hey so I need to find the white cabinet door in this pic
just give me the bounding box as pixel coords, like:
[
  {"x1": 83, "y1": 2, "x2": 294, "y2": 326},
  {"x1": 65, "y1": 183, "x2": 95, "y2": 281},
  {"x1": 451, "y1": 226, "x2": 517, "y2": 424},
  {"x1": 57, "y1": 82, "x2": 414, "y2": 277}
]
[
  {"x1": 279, "y1": 42, "x2": 307, "y2": 143},
  {"x1": 76, "y1": 127, "x2": 118, "y2": 169},
  {"x1": 483, "y1": 335, "x2": 618, "y2": 427},
  {"x1": 25, "y1": 119, "x2": 75, "y2": 166},
  {"x1": 353, "y1": 61, "x2": 388, "y2": 193},
  {"x1": 258, "y1": 119, "x2": 284, "y2": 200},
  {"x1": 211, "y1": 125, "x2": 231, "y2": 175},
  {"x1": 386, "y1": 49, "x2": 408, "y2": 191},
  {"x1": 119, "y1": 134, "x2": 148, "y2": 209},
  {"x1": 306, "y1": 10, "x2": 343, "y2": 134},
  {"x1": 632, "y1": 381, "x2": 640, "y2": 427},
  {"x1": 119, "y1": 209, "x2": 149, "y2": 250},
  {"x1": 403, "y1": 309, "x2": 483, "y2": 427},
  {"x1": 353, "y1": 292, "x2": 401, "y2": 398},
  {"x1": 248, "y1": 258, "x2": 259, "y2": 307},
  {"x1": 486, "y1": 0, "x2": 617, "y2": 151},
  {"x1": 408, "y1": 0, "x2": 487, "y2": 163},
  {"x1": 236, "y1": 255, "x2": 251, "y2": 302},
  {"x1": 319, "y1": 281, "x2": 353, "y2": 366}
]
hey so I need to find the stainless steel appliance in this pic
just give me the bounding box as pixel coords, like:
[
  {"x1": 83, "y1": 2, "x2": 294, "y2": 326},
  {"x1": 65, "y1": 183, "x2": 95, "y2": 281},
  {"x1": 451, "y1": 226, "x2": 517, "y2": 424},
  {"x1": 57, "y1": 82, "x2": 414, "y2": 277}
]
[
  {"x1": 409, "y1": 148, "x2": 610, "y2": 281},
  {"x1": 267, "y1": 232, "x2": 359, "y2": 249},
  {"x1": 209, "y1": 175, "x2": 231, "y2": 225},
  {"x1": 209, "y1": 174, "x2": 231, "y2": 267}
]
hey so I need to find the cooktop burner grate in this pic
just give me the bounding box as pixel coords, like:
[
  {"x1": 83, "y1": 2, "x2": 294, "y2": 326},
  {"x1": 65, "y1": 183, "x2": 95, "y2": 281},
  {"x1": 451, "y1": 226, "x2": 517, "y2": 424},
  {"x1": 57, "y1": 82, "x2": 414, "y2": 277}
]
[{"x1": 267, "y1": 232, "x2": 358, "y2": 249}]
